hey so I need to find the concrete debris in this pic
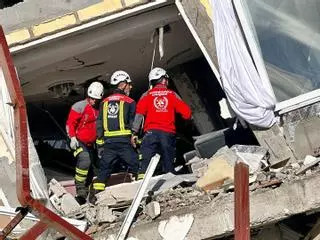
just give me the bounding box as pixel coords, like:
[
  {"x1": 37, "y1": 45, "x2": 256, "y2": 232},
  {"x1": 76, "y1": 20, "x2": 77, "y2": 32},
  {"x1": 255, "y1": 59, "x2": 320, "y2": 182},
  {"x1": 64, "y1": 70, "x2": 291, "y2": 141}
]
[
  {"x1": 48, "y1": 178, "x2": 82, "y2": 217},
  {"x1": 295, "y1": 157, "x2": 320, "y2": 175},
  {"x1": 190, "y1": 158, "x2": 208, "y2": 177},
  {"x1": 144, "y1": 201, "x2": 161, "y2": 220},
  {"x1": 196, "y1": 156, "x2": 234, "y2": 191},
  {"x1": 158, "y1": 214, "x2": 194, "y2": 240},
  {"x1": 304, "y1": 155, "x2": 318, "y2": 166},
  {"x1": 97, "y1": 205, "x2": 117, "y2": 223},
  {"x1": 95, "y1": 173, "x2": 197, "y2": 206},
  {"x1": 85, "y1": 205, "x2": 97, "y2": 225}
]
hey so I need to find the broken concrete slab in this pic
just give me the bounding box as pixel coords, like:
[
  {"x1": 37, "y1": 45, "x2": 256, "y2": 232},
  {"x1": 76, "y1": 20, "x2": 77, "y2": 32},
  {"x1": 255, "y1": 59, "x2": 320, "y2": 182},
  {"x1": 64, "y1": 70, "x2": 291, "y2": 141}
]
[
  {"x1": 96, "y1": 173, "x2": 197, "y2": 206},
  {"x1": 144, "y1": 201, "x2": 161, "y2": 220}
]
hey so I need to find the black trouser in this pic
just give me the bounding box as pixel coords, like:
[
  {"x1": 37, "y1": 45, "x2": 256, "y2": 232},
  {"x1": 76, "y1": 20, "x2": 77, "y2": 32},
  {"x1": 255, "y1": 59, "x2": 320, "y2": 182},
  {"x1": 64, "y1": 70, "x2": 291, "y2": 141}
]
[
  {"x1": 74, "y1": 142, "x2": 98, "y2": 198},
  {"x1": 138, "y1": 130, "x2": 176, "y2": 178},
  {"x1": 93, "y1": 141, "x2": 138, "y2": 191}
]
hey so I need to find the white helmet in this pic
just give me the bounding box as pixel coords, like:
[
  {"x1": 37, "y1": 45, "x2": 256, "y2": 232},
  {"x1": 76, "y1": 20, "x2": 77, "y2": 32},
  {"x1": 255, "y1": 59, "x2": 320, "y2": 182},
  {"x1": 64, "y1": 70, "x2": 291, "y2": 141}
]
[
  {"x1": 110, "y1": 70, "x2": 131, "y2": 85},
  {"x1": 148, "y1": 67, "x2": 168, "y2": 82},
  {"x1": 87, "y1": 82, "x2": 104, "y2": 99}
]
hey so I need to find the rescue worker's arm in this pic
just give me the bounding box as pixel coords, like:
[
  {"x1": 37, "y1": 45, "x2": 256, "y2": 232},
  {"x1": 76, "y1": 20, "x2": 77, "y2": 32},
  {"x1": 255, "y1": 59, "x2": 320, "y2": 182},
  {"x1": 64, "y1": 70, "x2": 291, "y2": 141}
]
[
  {"x1": 128, "y1": 101, "x2": 136, "y2": 129},
  {"x1": 131, "y1": 93, "x2": 148, "y2": 134},
  {"x1": 96, "y1": 102, "x2": 104, "y2": 146},
  {"x1": 173, "y1": 92, "x2": 192, "y2": 120},
  {"x1": 131, "y1": 94, "x2": 147, "y2": 148},
  {"x1": 66, "y1": 103, "x2": 83, "y2": 150},
  {"x1": 66, "y1": 107, "x2": 81, "y2": 138}
]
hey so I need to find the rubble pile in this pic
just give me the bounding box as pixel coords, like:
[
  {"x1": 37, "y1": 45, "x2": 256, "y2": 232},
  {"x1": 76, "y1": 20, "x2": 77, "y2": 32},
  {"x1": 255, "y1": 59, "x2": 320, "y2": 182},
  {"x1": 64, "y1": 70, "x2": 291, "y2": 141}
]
[{"x1": 46, "y1": 144, "x2": 320, "y2": 238}]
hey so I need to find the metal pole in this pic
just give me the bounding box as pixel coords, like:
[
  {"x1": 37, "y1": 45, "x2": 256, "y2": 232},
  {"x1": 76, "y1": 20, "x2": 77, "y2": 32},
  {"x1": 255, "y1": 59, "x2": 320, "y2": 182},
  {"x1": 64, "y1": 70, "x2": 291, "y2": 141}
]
[
  {"x1": 116, "y1": 154, "x2": 161, "y2": 240},
  {"x1": 234, "y1": 161, "x2": 250, "y2": 240}
]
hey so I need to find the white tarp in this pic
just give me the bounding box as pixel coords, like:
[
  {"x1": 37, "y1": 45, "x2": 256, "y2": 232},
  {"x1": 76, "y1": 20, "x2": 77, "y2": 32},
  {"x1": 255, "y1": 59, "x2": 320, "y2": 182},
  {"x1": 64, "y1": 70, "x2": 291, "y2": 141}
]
[
  {"x1": 211, "y1": 0, "x2": 277, "y2": 128},
  {"x1": 0, "y1": 67, "x2": 48, "y2": 201}
]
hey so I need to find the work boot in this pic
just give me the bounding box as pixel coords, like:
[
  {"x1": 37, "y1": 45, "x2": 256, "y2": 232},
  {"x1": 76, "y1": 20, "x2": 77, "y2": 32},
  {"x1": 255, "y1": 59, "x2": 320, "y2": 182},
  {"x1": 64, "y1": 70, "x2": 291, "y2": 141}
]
[
  {"x1": 75, "y1": 185, "x2": 88, "y2": 205},
  {"x1": 88, "y1": 183, "x2": 98, "y2": 204}
]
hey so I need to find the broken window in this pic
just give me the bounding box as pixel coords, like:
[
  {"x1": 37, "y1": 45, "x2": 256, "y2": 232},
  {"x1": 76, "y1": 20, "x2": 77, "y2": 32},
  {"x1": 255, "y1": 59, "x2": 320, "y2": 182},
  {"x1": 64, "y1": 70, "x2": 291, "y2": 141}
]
[{"x1": 241, "y1": 0, "x2": 320, "y2": 102}]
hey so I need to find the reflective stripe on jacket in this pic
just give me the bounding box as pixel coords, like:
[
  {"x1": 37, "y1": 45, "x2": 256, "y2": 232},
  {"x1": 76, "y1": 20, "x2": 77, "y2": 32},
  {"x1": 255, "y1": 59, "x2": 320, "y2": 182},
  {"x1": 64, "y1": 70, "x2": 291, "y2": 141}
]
[{"x1": 96, "y1": 89, "x2": 135, "y2": 143}]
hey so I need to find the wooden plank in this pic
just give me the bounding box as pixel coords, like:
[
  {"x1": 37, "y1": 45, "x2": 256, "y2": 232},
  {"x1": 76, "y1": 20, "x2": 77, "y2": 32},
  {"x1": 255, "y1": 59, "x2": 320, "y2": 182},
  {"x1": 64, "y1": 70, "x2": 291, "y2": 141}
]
[{"x1": 234, "y1": 161, "x2": 250, "y2": 240}]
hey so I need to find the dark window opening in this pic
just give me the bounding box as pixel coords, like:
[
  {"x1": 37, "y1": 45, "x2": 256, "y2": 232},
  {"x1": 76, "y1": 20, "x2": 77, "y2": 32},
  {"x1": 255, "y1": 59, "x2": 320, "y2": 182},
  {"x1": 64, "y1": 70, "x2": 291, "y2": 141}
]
[{"x1": 0, "y1": 0, "x2": 23, "y2": 9}]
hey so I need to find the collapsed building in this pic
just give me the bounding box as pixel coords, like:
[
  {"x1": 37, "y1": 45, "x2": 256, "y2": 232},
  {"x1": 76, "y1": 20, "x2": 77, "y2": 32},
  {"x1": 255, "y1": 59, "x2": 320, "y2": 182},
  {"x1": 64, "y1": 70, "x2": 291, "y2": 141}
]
[{"x1": 0, "y1": 0, "x2": 319, "y2": 239}]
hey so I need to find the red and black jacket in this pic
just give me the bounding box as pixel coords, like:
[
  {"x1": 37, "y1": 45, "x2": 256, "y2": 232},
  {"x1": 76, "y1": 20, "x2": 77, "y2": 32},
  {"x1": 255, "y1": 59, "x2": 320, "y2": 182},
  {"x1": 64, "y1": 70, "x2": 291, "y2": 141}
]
[{"x1": 66, "y1": 99, "x2": 99, "y2": 145}]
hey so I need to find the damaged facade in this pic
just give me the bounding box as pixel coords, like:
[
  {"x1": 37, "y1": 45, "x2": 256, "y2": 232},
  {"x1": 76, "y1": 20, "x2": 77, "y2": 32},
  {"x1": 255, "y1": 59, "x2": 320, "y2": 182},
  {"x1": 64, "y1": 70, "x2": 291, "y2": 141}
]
[{"x1": 0, "y1": 0, "x2": 319, "y2": 239}]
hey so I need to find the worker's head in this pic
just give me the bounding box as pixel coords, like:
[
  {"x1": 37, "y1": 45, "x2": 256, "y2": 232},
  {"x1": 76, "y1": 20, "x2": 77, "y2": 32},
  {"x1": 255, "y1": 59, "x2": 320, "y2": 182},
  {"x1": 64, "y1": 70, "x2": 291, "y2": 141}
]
[
  {"x1": 87, "y1": 81, "x2": 104, "y2": 107},
  {"x1": 110, "y1": 70, "x2": 132, "y2": 96},
  {"x1": 148, "y1": 67, "x2": 169, "y2": 87}
]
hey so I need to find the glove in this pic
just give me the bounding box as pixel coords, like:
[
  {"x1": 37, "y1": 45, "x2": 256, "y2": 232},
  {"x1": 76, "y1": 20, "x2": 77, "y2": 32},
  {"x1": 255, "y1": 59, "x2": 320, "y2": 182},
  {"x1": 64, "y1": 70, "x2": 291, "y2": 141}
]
[
  {"x1": 97, "y1": 146, "x2": 104, "y2": 159},
  {"x1": 131, "y1": 135, "x2": 138, "y2": 148},
  {"x1": 69, "y1": 137, "x2": 79, "y2": 150}
]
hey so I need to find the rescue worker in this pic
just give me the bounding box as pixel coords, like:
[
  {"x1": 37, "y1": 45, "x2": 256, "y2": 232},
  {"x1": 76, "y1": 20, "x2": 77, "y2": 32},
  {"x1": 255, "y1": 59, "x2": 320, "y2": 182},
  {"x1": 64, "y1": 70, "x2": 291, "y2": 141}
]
[
  {"x1": 91, "y1": 70, "x2": 138, "y2": 203},
  {"x1": 131, "y1": 67, "x2": 192, "y2": 179},
  {"x1": 66, "y1": 81, "x2": 104, "y2": 204}
]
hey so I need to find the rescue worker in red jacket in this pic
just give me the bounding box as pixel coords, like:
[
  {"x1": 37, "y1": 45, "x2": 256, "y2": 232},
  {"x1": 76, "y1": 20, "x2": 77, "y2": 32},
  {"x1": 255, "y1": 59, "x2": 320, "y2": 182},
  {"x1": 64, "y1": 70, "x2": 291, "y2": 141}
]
[
  {"x1": 66, "y1": 81, "x2": 104, "y2": 204},
  {"x1": 131, "y1": 67, "x2": 192, "y2": 179},
  {"x1": 90, "y1": 70, "x2": 138, "y2": 203}
]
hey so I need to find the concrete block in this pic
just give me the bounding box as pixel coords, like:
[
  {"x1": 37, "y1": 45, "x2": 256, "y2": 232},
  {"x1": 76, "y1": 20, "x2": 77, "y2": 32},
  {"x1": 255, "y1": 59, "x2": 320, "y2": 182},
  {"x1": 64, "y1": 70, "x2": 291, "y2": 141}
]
[
  {"x1": 48, "y1": 178, "x2": 67, "y2": 198},
  {"x1": 196, "y1": 157, "x2": 234, "y2": 191},
  {"x1": 32, "y1": 14, "x2": 77, "y2": 37},
  {"x1": 145, "y1": 201, "x2": 161, "y2": 220},
  {"x1": 61, "y1": 193, "x2": 81, "y2": 216},
  {"x1": 97, "y1": 205, "x2": 117, "y2": 223}
]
